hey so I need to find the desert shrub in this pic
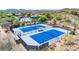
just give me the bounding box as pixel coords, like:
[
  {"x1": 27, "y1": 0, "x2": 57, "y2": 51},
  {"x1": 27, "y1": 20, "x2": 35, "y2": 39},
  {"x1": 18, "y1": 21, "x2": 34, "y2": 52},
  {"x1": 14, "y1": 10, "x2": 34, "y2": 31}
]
[
  {"x1": 70, "y1": 28, "x2": 76, "y2": 35},
  {"x1": 54, "y1": 15, "x2": 62, "y2": 20},
  {"x1": 64, "y1": 35, "x2": 75, "y2": 45},
  {"x1": 70, "y1": 11, "x2": 78, "y2": 15}
]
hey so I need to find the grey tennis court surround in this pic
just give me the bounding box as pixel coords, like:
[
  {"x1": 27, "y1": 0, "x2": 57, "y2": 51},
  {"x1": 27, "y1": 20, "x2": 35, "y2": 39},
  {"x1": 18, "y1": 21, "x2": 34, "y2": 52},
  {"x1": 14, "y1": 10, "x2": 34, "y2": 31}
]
[{"x1": 13, "y1": 24, "x2": 69, "y2": 50}]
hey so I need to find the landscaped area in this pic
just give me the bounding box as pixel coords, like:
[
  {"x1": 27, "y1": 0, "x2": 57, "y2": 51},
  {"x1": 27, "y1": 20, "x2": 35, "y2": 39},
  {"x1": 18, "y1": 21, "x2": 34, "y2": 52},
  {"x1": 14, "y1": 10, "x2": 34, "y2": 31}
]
[{"x1": 0, "y1": 8, "x2": 79, "y2": 51}]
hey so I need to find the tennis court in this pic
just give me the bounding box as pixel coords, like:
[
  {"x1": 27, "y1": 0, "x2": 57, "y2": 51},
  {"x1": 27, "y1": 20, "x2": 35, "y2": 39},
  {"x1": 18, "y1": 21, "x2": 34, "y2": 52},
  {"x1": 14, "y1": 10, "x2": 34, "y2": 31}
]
[
  {"x1": 20, "y1": 24, "x2": 45, "y2": 32},
  {"x1": 30, "y1": 29, "x2": 65, "y2": 44},
  {"x1": 13, "y1": 24, "x2": 69, "y2": 47}
]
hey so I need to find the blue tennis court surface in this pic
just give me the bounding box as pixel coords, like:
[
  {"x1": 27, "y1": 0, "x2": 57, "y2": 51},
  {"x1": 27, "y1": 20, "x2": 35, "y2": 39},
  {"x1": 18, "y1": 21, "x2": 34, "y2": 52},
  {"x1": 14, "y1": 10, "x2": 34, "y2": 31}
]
[
  {"x1": 30, "y1": 29, "x2": 65, "y2": 44},
  {"x1": 20, "y1": 24, "x2": 45, "y2": 32}
]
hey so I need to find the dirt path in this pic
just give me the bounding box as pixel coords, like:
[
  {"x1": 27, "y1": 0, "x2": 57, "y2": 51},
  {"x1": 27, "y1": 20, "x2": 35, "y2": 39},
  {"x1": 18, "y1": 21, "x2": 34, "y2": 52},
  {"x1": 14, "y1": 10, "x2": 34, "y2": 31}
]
[
  {"x1": 0, "y1": 26, "x2": 26, "y2": 51},
  {"x1": 0, "y1": 26, "x2": 7, "y2": 39},
  {"x1": 8, "y1": 31, "x2": 26, "y2": 51}
]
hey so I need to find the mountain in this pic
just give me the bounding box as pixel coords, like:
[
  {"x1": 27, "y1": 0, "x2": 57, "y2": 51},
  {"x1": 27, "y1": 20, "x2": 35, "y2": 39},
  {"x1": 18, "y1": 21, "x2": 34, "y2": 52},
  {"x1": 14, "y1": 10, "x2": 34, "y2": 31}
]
[{"x1": 0, "y1": 9, "x2": 26, "y2": 13}]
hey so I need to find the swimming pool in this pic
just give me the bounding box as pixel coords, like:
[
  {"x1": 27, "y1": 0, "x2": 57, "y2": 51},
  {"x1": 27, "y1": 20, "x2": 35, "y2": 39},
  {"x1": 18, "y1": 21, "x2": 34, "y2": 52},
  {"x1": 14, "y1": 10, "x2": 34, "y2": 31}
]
[
  {"x1": 20, "y1": 24, "x2": 45, "y2": 32},
  {"x1": 30, "y1": 29, "x2": 65, "y2": 44}
]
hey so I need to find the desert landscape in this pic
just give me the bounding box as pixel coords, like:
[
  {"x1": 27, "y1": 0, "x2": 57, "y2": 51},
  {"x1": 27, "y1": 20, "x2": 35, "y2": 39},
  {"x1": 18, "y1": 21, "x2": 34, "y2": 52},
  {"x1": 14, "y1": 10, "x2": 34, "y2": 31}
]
[{"x1": 0, "y1": 8, "x2": 79, "y2": 51}]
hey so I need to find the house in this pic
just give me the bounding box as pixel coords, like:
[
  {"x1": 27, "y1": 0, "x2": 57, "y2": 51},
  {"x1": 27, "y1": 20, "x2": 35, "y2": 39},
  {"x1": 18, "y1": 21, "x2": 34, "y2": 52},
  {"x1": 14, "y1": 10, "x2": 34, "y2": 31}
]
[{"x1": 20, "y1": 18, "x2": 32, "y2": 22}]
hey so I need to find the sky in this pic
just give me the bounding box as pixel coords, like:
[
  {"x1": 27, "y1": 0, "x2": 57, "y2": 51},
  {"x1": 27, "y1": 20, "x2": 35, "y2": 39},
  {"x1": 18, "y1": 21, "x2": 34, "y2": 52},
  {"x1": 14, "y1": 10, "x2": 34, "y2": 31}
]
[{"x1": 0, "y1": 0, "x2": 79, "y2": 10}]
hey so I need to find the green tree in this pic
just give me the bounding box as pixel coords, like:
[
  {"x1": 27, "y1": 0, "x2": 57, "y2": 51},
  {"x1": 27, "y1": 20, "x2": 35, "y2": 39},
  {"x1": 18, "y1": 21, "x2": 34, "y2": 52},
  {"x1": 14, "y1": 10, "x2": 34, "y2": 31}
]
[
  {"x1": 45, "y1": 13, "x2": 51, "y2": 18},
  {"x1": 12, "y1": 19, "x2": 21, "y2": 28},
  {"x1": 22, "y1": 11, "x2": 31, "y2": 17},
  {"x1": 27, "y1": 13, "x2": 31, "y2": 17},
  {"x1": 38, "y1": 16, "x2": 48, "y2": 23},
  {"x1": 0, "y1": 12, "x2": 8, "y2": 18}
]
